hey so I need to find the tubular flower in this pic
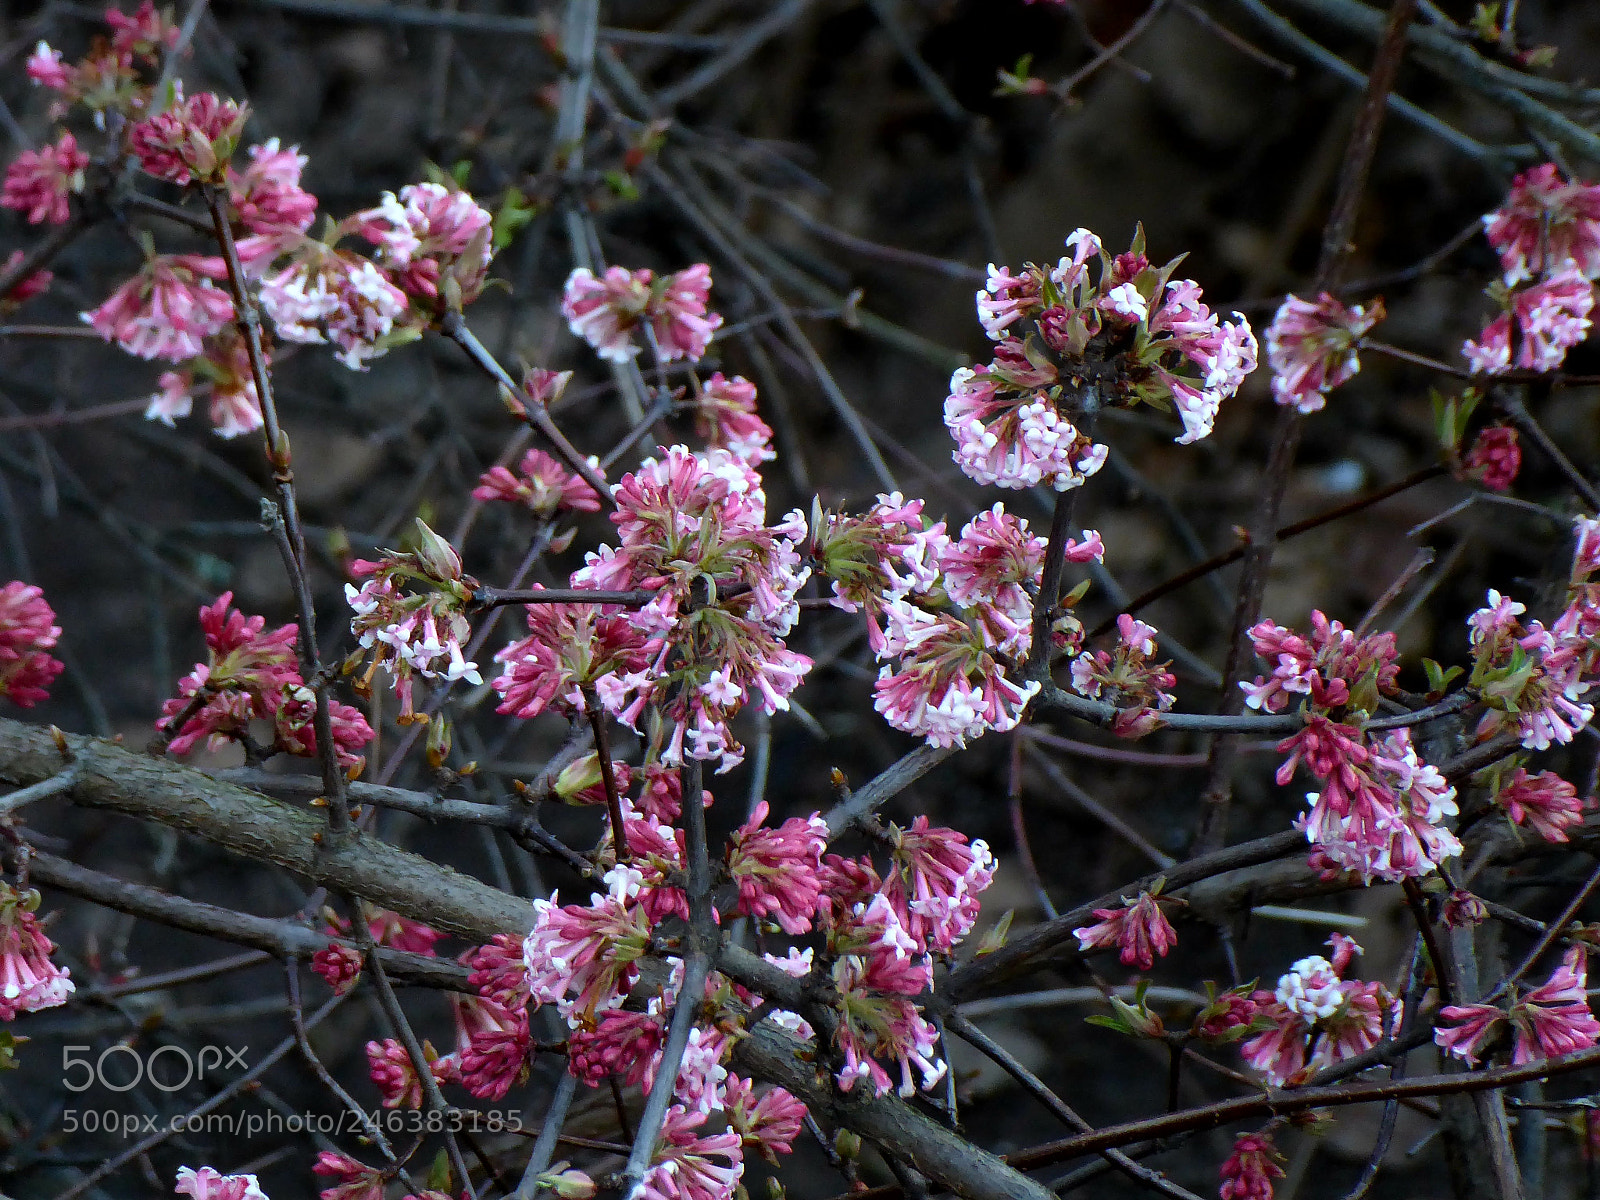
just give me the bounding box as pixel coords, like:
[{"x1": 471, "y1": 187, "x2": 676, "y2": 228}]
[
  {"x1": 724, "y1": 1075, "x2": 807, "y2": 1164},
  {"x1": 873, "y1": 598, "x2": 1040, "y2": 748},
  {"x1": 82, "y1": 254, "x2": 233, "y2": 361},
  {"x1": 174, "y1": 1167, "x2": 269, "y2": 1200},
  {"x1": 1465, "y1": 266, "x2": 1595, "y2": 375},
  {"x1": 365, "y1": 1038, "x2": 447, "y2": 1109},
  {"x1": 494, "y1": 596, "x2": 650, "y2": 720},
  {"x1": 1495, "y1": 767, "x2": 1584, "y2": 843},
  {"x1": 253, "y1": 240, "x2": 413, "y2": 369},
  {"x1": 0, "y1": 581, "x2": 63, "y2": 708},
  {"x1": 726, "y1": 802, "x2": 829, "y2": 935},
  {"x1": 467, "y1": 933, "x2": 530, "y2": 1010},
  {"x1": 567, "y1": 1005, "x2": 666, "y2": 1087},
  {"x1": 562, "y1": 263, "x2": 723, "y2": 363},
  {"x1": 310, "y1": 942, "x2": 362, "y2": 994},
  {"x1": 523, "y1": 868, "x2": 652, "y2": 1017},
  {"x1": 449, "y1": 992, "x2": 532, "y2": 1100},
  {"x1": 692, "y1": 373, "x2": 775, "y2": 465},
  {"x1": 129, "y1": 90, "x2": 248, "y2": 185},
  {"x1": 636, "y1": 1105, "x2": 744, "y2": 1200},
  {"x1": 226, "y1": 139, "x2": 316, "y2": 239},
  {"x1": 1467, "y1": 589, "x2": 1596, "y2": 751},
  {"x1": 1069, "y1": 613, "x2": 1177, "y2": 736},
  {"x1": 1, "y1": 250, "x2": 53, "y2": 307},
  {"x1": 473, "y1": 448, "x2": 603, "y2": 515},
  {"x1": 156, "y1": 591, "x2": 298, "y2": 753},
  {"x1": 884, "y1": 816, "x2": 995, "y2": 955},
  {"x1": 827, "y1": 898, "x2": 947, "y2": 1099},
  {"x1": 1242, "y1": 610, "x2": 1398, "y2": 717},
  {"x1": 352, "y1": 182, "x2": 493, "y2": 308},
  {"x1": 0, "y1": 885, "x2": 74, "y2": 1018},
  {"x1": 346, "y1": 520, "x2": 480, "y2": 722},
  {"x1": 1, "y1": 132, "x2": 87, "y2": 225},
  {"x1": 1240, "y1": 941, "x2": 1399, "y2": 1085},
  {"x1": 1464, "y1": 425, "x2": 1521, "y2": 491},
  {"x1": 145, "y1": 328, "x2": 265, "y2": 438},
  {"x1": 1435, "y1": 1002, "x2": 1506, "y2": 1066},
  {"x1": 1483, "y1": 163, "x2": 1600, "y2": 283},
  {"x1": 937, "y1": 504, "x2": 1048, "y2": 656},
  {"x1": 312, "y1": 1152, "x2": 384, "y2": 1200},
  {"x1": 1293, "y1": 727, "x2": 1461, "y2": 883},
  {"x1": 1264, "y1": 292, "x2": 1384, "y2": 414},
  {"x1": 1219, "y1": 1131, "x2": 1285, "y2": 1200},
  {"x1": 811, "y1": 493, "x2": 948, "y2": 653},
  {"x1": 1072, "y1": 890, "x2": 1177, "y2": 970},
  {"x1": 1510, "y1": 946, "x2": 1600, "y2": 1063}
]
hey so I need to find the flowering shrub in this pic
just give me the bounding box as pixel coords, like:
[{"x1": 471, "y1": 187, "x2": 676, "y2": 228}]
[{"x1": 6, "y1": 6, "x2": 1600, "y2": 1200}]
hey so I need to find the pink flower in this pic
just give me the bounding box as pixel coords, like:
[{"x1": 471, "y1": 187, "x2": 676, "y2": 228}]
[
  {"x1": 1, "y1": 250, "x2": 52, "y2": 306},
  {"x1": 467, "y1": 933, "x2": 530, "y2": 1009},
  {"x1": 1441, "y1": 889, "x2": 1489, "y2": 929},
  {"x1": 366, "y1": 1038, "x2": 446, "y2": 1109},
  {"x1": 1219, "y1": 1131, "x2": 1285, "y2": 1200},
  {"x1": 352, "y1": 182, "x2": 493, "y2": 306},
  {"x1": 649, "y1": 262, "x2": 723, "y2": 361},
  {"x1": 563, "y1": 263, "x2": 724, "y2": 362},
  {"x1": 1435, "y1": 1002, "x2": 1505, "y2": 1066},
  {"x1": 175, "y1": 1167, "x2": 268, "y2": 1200},
  {"x1": 812, "y1": 493, "x2": 948, "y2": 651},
  {"x1": 156, "y1": 592, "x2": 299, "y2": 756},
  {"x1": 310, "y1": 942, "x2": 362, "y2": 994},
  {"x1": 129, "y1": 91, "x2": 249, "y2": 185},
  {"x1": 227, "y1": 139, "x2": 316, "y2": 239},
  {"x1": 1241, "y1": 943, "x2": 1399, "y2": 1085},
  {"x1": 637, "y1": 1105, "x2": 744, "y2": 1200},
  {"x1": 1466, "y1": 266, "x2": 1595, "y2": 375},
  {"x1": 1070, "y1": 614, "x2": 1177, "y2": 735},
  {"x1": 885, "y1": 816, "x2": 994, "y2": 955},
  {"x1": 145, "y1": 329, "x2": 264, "y2": 438},
  {"x1": 1264, "y1": 292, "x2": 1384, "y2": 414},
  {"x1": 567, "y1": 1005, "x2": 665, "y2": 1087},
  {"x1": 873, "y1": 599, "x2": 1039, "y2": 747},
  {"x1": 0, "y1": 886, "x2": 74, "y2": 1018},
  {"x1": 1483, "y1": 163, "x2": 1600, "y2": 283},
  {"x1": 26, "y1": 43, "x2": 70, "y2": 90},
  {"x1": 254, "y1": 243, "x2": 412, "y2": 370},
  {"x1": 358, "y1": 909, "x2": 442, "y2": 956},
  {"x1": 938, "y1": 503, "x2": 1045, "y2": 656},
  {"x1": 473, "y1": 449, "x2": 602, "y2": 515},
  {"x1": 0, "y1": 582, "x2": 63, "y2": 708},
  {"x1": 1464, "y1": 425, "x2": 1521, "y2": 491},
  {"x1": 1496, "y1": 767, "x2": 1584, "y2": 843},
  {"x1": 1073, "y1": 891, "x2": 1176, "y2": 970},
  {"x1": 1511, "y1": 946, "x2": 1600, "y2": 1063},
  {"x1": 2, "y1": 132, "x2": 87, "y2": 225},
  {"x1": 312, "y1": 1151, "x2": 384, "y2": 1200},
  {"x1": 450, "y1": 993, "x2": 531, "y2": 1100},
  {"x1": 724, "y1": 1075, "x2": 807, "y2": 1164},
  {"x1": 1242, "y1": 610, "x2": 1398, "y2": 716},
  {"x1": 493, "y1": 597, "x2": 649, "y2": 720},
  {"x1": 266, "y1": 686, "x2": 374, "y2": 773},
  {"x1": 82, "y1": 254, "x2": 233, "y2": 361},
  {"x1": 633, "y1": 763, "x2": 710, "y2": 823},
  {"x1": 693, "y1": 373, "x2": 774, "y2": 465},
  {"x1": 523, "y1": 869, "x2": 652, "y2": 1016},
  {"x1": 726, "y1": 802, "x2": 828, "y2": 935}
]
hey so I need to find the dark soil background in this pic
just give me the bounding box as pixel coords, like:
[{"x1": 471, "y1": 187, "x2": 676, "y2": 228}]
[{"x1": 3, "y1": 0, "x2": 1600, "y2": 1196}]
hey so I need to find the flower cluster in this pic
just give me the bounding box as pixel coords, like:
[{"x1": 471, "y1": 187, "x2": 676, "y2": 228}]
[
  {"x1": 352, "y1": 182, "x2": 494, "y2": 309},
  {"x1": 29, "y1": 2, "x2": 180, "y2": 123},
  {"x1": 1, "y1": 132, "x2": 88, "y2": 225},
  {"x1": 1072, "y1": 889, "x2": 1177, "y2": 970},
  {"x1": 0, "y1": 581, "x2": 63, "y2": 709},
  {"x1": 1467, "y1": 164, "x2": 1600, "y2": 374},
  {"x1": 1240, "y1": 936, "x2": 1400, "y2": 1086},
  {"x1": 1068, "y1": 613, "x2": 1177, "y2": 737},
  {"x1": 1219, "y1": 1131, "x2": 1285, "y2": 1200},
  {"x1": 175, "y1": 1166, "x2": 268, "y2": 1200},
  {"x1": 473, "y1": 448, "x2": 603, "y2": 517},
  {"x1": 157, "y1": 592, "x2": 372, "y2": 771},
  {"x1": 1436, "y1": 946, "x2": 1600, "y2": 1066},
  {"x1": 949, "y1": 227, "x2": 1255, "y2": 490},
  {"x1": 562, "y1": 263, "x2": 723, "y2": 363},
  {"x1": 0, "y1": 884, "x2": 74, "y2": 1019},
  {"x1": 1263, "y1": 292, "x2": 1384, "y2": 414},
  {"x1": 346, "y1": 520, "x2": 481, "y2": 723}
]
